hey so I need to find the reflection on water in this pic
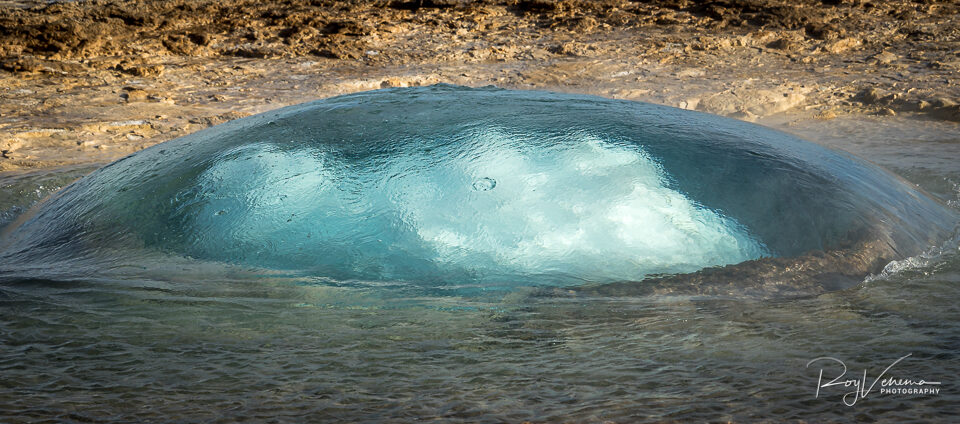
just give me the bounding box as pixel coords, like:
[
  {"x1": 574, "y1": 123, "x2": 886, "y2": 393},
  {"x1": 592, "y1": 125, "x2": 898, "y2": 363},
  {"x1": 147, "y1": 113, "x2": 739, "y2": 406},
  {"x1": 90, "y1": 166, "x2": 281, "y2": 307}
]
[{"x1": 0, "y1": 108, "x2": 958, "y2": 421}]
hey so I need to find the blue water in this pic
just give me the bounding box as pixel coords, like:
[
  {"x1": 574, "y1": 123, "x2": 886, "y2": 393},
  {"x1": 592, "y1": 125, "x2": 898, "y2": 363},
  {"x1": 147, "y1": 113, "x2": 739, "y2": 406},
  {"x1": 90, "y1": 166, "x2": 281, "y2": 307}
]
[
  {"x1": 0, "y1": 85, "x2": 955, "y2": 293},
  {"x1": 1, "y1": 86, "x2": 959, "y2": 422}
]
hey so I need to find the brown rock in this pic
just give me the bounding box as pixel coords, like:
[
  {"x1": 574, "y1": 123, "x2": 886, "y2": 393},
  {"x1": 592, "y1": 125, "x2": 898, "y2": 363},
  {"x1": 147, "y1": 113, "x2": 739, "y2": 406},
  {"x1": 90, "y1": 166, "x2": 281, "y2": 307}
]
[
  {"x1": 1, "y1": 56, "x2": 44, "y2": 73},
  {"x1": 115, "y1": 62, "x2": 165, "y2": 77},
  {"x1": 872, "y1": 51, "x2": 897, "y2": 65},
  {"x1": 804, "y1": 22, "x2": 843, "y2": 41},
  {"x1": 823, "y1": 37, "x2": 860, "y2": 54},
  {"x1": 121, "y1": 88, "x2": 149, "y2": 103},
  {"x1": 815, "y1": 110, "x2": 838, "y2": 120},
  {"x1": 549, "y1": 42, "x2": 590, "y2": 57},
  {"x1": 932, "y1": 98, "x2": 958, "y2": 108},
  {"x1": 854, "y1": 87, "x2": 903, "y2": 106},
  {"x1": 767, "y1": 37, "x2": 801, "y2": 52}
]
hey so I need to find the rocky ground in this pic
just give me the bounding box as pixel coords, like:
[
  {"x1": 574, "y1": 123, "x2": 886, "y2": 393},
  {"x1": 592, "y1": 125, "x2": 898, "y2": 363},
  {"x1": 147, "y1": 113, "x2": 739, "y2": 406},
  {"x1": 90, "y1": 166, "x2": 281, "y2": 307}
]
[{"x1": 1, "y1": 0, "x2": 959, "y2": 171}]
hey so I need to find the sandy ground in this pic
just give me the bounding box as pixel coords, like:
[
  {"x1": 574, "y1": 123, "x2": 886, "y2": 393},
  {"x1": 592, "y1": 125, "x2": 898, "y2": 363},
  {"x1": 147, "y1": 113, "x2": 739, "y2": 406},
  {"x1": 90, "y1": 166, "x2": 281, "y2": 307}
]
[{"x1": 1, "y1": 0, "x2": 959, "y2": 172}]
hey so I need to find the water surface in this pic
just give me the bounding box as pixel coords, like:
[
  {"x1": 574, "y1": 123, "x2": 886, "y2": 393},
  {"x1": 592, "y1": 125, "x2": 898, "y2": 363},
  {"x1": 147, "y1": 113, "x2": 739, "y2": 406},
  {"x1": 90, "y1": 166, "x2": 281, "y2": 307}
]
[{"x1": 1, "y1": 87, "x2": 958, "y2": 421}]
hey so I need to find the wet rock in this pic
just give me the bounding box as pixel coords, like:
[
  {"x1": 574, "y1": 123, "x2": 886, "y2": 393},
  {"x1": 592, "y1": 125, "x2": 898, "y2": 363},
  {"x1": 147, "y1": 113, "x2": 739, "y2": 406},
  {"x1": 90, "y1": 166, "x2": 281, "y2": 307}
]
[
  {"x1": 932, "y1": 98, "x2": 958, "y2": 109},
  {"x1": 115, "y1": 61, "x2": 165, "y2": 77},
  {"x1": 187, "y1": 112, "x2": 247, "y2": 127},
  {"x1": 931, "y1": 106, "x2": 960, "y2": 122},
  {"x1": 872, "y1": 51, "x2": 897, "y2": 65},
  {"x1": 677, "y1": 98, "x2": 700, "y2": 110},
  {"x1": 379, "y1": 75, "x2": 441, "y2": 88},
  {"x1": 930, "y1": 98, "x2": 960, "y2": 121}
]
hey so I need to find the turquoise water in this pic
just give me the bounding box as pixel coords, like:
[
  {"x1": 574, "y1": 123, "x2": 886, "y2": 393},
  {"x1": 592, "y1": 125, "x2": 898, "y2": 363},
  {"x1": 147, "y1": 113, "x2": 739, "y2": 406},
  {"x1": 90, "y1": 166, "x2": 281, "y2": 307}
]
[
  {"x1": 0, "y1": 86, "x2": 958, "y2": 421},
  {"x1": 0, "y1": 86, "x2": 954, "y2": 290}
]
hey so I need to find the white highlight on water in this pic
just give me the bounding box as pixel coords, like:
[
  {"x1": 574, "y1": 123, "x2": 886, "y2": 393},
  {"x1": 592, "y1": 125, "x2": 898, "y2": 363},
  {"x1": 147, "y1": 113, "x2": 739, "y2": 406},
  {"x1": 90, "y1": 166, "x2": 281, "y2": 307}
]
[{"x1": 185, "y1": 129, "x2": 769, "y2": 283}]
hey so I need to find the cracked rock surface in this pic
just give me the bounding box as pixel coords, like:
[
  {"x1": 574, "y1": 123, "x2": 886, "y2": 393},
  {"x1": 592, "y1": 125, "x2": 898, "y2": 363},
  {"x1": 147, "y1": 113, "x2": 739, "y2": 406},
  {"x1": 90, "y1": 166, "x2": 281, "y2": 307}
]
[{"x1": 1, "y1": 0, "x2": 959, "y2": 171}]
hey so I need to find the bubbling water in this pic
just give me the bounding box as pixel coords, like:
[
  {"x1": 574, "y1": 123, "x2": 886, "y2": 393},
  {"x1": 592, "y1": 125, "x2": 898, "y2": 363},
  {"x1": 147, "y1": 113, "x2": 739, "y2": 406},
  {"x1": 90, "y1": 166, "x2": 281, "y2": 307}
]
[
  {"x1": 178, "y1": 130, "x2": 767, "y2": 284},
  {"x1": 0, "y1": 85, "x2": 956, "y2": 292}
]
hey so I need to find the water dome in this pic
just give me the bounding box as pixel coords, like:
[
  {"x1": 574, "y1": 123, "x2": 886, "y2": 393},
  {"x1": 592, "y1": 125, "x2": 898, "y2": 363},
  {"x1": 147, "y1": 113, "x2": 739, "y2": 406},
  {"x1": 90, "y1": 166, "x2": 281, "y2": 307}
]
[{"x1": 0, "y1": 85, "x2": 956, "y2": 294}]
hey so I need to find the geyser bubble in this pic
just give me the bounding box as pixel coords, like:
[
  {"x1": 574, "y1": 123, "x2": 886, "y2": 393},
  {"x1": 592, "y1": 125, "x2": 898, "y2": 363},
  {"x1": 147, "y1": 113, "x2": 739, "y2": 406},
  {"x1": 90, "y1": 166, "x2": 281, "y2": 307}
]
[
  {"x1": 472, "y1": 177, "x2": 497, "y2": 192},
  {"x1": 0, "y1": 85, "x2": 956, "y2": 293}
]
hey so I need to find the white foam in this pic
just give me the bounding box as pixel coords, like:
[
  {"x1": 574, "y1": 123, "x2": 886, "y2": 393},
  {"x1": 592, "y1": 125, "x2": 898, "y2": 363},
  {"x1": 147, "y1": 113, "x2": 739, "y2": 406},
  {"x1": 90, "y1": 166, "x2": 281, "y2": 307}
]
[{"x1": 186, "y1": 129, "x2": 770, "y2": 284}]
